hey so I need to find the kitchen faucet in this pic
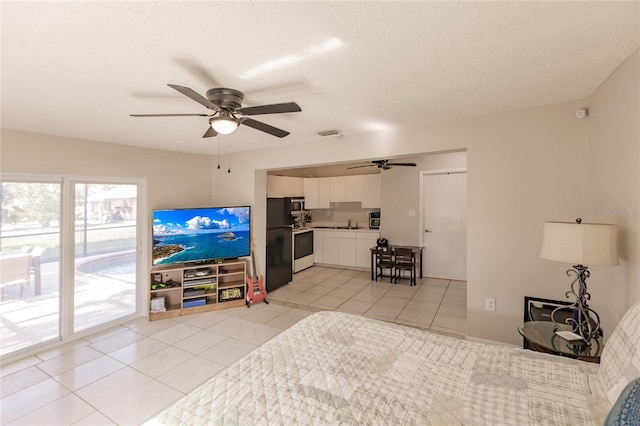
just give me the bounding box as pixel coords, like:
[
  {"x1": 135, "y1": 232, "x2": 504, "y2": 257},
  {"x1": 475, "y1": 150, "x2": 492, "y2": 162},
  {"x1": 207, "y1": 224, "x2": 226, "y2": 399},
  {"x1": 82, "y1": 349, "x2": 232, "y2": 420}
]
[{"x1": 348, "y1": 219, "x2": 352, "y2": 228}]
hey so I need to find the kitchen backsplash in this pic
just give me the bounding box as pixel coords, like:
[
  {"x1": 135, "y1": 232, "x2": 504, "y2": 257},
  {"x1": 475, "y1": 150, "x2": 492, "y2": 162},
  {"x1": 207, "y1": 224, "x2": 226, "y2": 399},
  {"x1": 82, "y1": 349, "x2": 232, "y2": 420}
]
[{"x1": 307, "y1": 202, "x2": 379, "y2": 228}]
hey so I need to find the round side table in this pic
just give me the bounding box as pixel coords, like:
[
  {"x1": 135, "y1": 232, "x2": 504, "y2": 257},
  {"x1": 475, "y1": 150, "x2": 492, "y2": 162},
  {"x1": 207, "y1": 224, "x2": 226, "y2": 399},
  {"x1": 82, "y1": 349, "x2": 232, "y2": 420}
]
[{"x1": 518, "y1": 321, "x2": 603, "y2": 363}]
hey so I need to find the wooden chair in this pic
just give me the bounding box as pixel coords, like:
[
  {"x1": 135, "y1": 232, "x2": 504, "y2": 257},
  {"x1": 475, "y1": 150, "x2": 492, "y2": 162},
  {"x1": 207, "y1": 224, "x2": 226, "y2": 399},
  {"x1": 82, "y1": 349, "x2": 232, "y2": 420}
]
[
  {"x1": 0, "y1": 254, "x2": 33, "y2": 301},
  {"x1": 375, "y1": 247, "x2": 394, "y2": 282},
  {"x1": 394, "y1": 247, "x2": 416, "y2": 286}
]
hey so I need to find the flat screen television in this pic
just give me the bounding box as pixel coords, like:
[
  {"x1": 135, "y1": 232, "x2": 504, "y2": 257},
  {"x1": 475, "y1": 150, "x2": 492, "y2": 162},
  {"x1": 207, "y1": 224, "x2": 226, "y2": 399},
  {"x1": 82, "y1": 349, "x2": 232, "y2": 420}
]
[{"x1": 152, "y1": 206, "x2": 251, "y2": 266}]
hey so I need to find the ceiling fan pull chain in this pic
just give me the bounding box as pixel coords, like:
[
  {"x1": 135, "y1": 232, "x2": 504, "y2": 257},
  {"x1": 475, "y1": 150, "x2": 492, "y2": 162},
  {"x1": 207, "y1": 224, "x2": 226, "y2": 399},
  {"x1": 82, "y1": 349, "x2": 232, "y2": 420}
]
[
  {"x1": 217, "y1": 135, "x2": 221, "y2": 169},
  {"x1": 227, "y1": 139, "x2": 231, "y2": 173}
]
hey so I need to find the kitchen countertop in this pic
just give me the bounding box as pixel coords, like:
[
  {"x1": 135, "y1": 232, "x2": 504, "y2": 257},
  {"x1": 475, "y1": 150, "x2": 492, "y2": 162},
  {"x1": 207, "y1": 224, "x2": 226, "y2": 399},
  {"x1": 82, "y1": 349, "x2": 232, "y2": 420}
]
[
  {"x1": 294, "y1": 226, "x2": 379, "y2": 232},
  {"x1": 292, "y1": 227, "x2": 314, "y2": 234}
]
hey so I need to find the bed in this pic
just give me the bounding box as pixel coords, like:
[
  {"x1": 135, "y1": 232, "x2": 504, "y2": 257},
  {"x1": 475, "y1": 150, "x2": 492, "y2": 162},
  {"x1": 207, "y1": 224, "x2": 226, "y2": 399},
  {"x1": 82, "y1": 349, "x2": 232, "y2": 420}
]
[{"x1": 147, "y1": 301, "x2": 640, "y2": 425}]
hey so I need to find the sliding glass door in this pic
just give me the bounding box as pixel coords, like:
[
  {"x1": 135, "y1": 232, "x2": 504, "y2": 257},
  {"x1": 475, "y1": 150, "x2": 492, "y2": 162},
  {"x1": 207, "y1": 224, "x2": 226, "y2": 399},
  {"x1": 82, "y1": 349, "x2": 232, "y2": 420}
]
[
  {"x1": 1, "y1": 177, "x2": 142, "y2": 358},
  {"x1": 73, "y1": 183, "x2": 138, "y2": 332},
  {"x1": 0, "y1": 180, "x2": 62, "y2": 356}
]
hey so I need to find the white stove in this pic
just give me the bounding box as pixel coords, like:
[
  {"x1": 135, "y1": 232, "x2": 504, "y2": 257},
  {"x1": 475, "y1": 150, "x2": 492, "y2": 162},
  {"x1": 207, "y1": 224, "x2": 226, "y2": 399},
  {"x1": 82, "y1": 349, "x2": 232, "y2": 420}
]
[{"x1": 292, "y1": 228, "x2": 314, "y2": 273}]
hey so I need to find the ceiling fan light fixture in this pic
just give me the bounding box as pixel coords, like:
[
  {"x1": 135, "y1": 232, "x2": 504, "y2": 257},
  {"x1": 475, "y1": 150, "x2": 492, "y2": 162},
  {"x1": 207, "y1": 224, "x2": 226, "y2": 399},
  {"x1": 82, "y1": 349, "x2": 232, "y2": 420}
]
[{"x1": 210, "y1": 111, "x2": 239, "y2": 135}]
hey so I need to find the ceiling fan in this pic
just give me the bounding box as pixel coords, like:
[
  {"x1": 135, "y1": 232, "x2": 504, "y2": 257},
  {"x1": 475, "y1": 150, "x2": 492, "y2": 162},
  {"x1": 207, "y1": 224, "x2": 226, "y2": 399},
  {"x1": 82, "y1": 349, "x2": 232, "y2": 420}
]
[
  {"x1": 130, "y1": 84, "x2": 301, "y2": 138},
  {"x1": 347, "y1": 159, "x2": 417, "y2": 170}
]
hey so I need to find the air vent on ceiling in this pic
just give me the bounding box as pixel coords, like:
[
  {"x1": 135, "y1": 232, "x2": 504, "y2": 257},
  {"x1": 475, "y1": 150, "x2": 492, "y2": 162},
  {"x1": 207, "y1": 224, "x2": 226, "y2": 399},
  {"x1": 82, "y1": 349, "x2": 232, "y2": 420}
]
[{"x1": 317, "y1": 129, "x2": 342, "y2": 137}]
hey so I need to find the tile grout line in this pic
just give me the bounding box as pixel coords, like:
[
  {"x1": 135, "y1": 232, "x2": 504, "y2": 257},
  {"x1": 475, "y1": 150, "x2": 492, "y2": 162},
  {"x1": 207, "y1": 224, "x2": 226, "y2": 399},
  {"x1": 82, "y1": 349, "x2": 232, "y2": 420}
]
[
  {"x1": 2, "y1": 267, "x2": 465, "y2": 425},
  {"x1": 427, "y1": 279, "x2": 449, "y2": 328}
]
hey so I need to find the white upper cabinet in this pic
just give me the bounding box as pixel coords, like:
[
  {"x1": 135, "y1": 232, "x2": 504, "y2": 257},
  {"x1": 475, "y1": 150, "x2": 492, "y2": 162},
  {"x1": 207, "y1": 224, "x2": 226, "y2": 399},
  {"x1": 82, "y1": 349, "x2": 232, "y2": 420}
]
[
  {"x1": 318, "y1": 178, "x2": 331, "y2": 208},
  {"x1": 303, "y1": 178, "x2": 319, "y2": 208},
  {"x1": 267, "y1": 176, "x2": 303, "y2": 197},
  {"x1": 303, "y1": 177, "x2": 331, "y2": 209},
  {"x1": 276, "y1": 174, "x2": 379, "y2": 207},
  {"x1": 360, "y1": 174, "x2": 381, "y2": 208},
  {"x1": 329, "y1": 177, "x2": 346, "y2": 202},
  {"x1": 344, "y1": 174, "x2": 381, "y2": 208},
  {"x1": 345, "y1": 175, "x2": 367, "y2": 201}
]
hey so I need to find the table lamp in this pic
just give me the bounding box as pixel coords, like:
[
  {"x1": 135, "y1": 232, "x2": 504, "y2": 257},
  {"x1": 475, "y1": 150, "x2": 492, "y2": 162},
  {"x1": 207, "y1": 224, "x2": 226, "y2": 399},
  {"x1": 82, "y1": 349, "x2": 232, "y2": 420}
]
[{"x1": 540, "y1": 218, "x2": 618, "y2": 343}]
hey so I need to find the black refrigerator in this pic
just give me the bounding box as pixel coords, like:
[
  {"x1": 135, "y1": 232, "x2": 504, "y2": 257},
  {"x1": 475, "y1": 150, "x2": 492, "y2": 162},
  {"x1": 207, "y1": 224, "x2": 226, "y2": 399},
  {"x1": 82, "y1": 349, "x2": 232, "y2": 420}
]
[{"x1": 266, "y1": 198, "x2": 293, "y2": 292}]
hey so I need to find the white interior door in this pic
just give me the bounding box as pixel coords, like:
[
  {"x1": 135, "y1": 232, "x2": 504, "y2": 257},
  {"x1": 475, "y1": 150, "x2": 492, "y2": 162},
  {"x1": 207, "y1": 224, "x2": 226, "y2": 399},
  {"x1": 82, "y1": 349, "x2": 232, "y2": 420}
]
[{"x1": 421, "y1": 171, "x2": 467, "y2": 281}]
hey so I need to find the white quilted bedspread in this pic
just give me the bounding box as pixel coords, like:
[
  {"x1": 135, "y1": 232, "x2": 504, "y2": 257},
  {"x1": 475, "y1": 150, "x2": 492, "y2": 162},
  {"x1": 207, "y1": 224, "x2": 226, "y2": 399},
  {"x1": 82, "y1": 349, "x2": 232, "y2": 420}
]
[{"x1": 147, "y1": 311, "x2": 610, "y2": 425}]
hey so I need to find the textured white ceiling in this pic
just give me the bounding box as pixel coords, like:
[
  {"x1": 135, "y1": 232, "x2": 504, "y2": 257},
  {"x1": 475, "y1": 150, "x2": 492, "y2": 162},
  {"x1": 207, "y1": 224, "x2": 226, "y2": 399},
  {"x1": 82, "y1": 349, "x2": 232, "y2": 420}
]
[{"x1": 2, "y1": 1, "x2": 639, "y2": 155}]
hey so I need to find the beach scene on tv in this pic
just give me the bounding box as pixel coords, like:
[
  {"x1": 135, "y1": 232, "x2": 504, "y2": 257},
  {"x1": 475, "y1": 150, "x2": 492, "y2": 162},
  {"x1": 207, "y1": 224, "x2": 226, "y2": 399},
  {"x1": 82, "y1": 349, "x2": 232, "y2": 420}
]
[{"x1": 152, "y1": 207, "x2": 250, "y2": 265}]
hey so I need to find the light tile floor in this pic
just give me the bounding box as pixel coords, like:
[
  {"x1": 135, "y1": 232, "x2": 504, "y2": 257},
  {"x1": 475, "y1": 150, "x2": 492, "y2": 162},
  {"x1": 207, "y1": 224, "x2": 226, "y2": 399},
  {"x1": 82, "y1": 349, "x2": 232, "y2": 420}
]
[
  {"x1": 0, "y1": 266, "x2": 466, "y2": 425},
  {"x1": 269, "y1": 266, "x2": 467, "y2": 337}
]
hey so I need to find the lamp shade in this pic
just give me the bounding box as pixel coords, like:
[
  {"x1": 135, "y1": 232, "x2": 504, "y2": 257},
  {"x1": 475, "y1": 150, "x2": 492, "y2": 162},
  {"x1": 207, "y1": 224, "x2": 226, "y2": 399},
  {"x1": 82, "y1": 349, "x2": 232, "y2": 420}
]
[{"x1": 540, "y1": 221, "x2": 618, "y2": 266}]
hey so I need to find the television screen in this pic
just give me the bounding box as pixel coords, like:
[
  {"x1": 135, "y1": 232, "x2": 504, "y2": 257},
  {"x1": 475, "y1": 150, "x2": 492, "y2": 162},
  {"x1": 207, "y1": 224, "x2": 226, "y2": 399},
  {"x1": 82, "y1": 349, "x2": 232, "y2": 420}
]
[{"x1": 152, "y1": 206, "x2": 250, "y2": 266}]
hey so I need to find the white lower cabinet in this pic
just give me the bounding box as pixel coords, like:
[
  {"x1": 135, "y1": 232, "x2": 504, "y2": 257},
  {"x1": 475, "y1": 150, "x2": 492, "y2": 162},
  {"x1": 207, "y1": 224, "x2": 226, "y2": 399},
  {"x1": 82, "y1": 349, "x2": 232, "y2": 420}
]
[
  {"x1": 322, "y1": 235, "x2": 341, "y2": 265},
  {"x1": 314, "y1": 229, "x2": 377, "y2": 269},
  {"x1": 356, "y1": 231, "x2": 380, "y2": 268},
  {"x1": 338, "y1": 238, "x2": 357, "y2": 266},
  {"x1": 313, "y1": 230, "x2": 323, "y2": 263}
]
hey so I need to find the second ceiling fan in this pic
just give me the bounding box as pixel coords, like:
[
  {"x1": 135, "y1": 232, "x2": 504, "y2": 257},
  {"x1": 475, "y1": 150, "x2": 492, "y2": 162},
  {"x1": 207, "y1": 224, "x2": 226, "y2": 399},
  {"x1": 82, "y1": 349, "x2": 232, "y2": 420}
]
[
  {"x1": 130, "y1": 84, "x2": 301, "y2": 138},
  {"x1": 347, "y1": 159, "x2": 417, "y2": 170}
]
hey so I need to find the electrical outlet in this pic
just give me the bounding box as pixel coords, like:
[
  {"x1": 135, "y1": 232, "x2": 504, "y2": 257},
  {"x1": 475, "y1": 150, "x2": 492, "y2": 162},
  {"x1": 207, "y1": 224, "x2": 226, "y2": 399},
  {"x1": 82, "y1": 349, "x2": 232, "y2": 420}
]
[{"x1": 485, "y1": 298, "x2": 496, "y2": 311}]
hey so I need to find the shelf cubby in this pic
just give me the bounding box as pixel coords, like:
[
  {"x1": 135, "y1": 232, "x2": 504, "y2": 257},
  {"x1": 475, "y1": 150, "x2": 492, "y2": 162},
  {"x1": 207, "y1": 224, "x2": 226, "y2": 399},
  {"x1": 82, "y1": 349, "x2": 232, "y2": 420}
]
[{"x1": 148, "y1": 258, "x2": 247, "y2": 320}]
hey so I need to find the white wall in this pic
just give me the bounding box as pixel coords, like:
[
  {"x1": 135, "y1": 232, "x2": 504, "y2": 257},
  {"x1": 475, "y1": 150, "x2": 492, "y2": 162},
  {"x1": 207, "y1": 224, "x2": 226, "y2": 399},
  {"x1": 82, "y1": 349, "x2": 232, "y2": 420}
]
[
  {"x1": 382, "y1": 151, "x2": 467, "y2": 245},
  {"x1": 213, "y1": 97, "x2": 594, "y2": 345},
  {"x1": 586, "y1": 49, "x2": 640, "y2": 328},
  {"x1": 466, "y1": 103, "x2": 588, "y2": 343}
]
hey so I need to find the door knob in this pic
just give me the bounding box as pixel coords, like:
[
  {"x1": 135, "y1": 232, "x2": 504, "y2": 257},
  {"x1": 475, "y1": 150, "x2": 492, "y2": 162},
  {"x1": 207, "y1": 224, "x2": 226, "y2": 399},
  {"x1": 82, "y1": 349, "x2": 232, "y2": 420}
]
[{"x1": 424, "y1": 229, "x2": 432, "y2": 233}]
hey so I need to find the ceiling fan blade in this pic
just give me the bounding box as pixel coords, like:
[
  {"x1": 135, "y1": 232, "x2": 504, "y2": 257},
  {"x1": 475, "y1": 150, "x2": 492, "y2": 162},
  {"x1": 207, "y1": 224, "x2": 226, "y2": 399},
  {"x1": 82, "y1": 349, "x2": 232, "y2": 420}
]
[
  {"x1": 245, "y1": 79, "x2": 311, "y2": 98},
  {"x1": 167, "y1": 84, "x2": 219, "y2": 111},
  {"x1": 175, "y1": 57, "x2": 222, "y2": 87},
  {"x1": 129, "y1": 113, "x2": 209, "y2": 117},
  {"x1": 242, "y1": 118, "x2": 290, "y2": 138},
  {"x1": 386, "y1": 162, "x2": 417, "y2": 167},
  {"x1": 202, "y1": 126, "x2": 218, "y2": 138},
  {"x1": 346, "y1": 164, "x2": 376, "y2": 169},
  {"x1": 237, "y1": 102, "x2": 301, "y2": 116}
]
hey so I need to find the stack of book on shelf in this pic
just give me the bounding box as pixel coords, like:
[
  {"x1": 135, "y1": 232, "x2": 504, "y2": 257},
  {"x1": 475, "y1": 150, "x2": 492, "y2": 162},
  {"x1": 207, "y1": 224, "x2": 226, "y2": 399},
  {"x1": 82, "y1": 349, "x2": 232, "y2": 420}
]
[
  {"x1": 150, "y1": 296, "x2": 166, "y2": 313},
  {"x1": 183, "y1": 298, "x2": 206, "y2": 308}
]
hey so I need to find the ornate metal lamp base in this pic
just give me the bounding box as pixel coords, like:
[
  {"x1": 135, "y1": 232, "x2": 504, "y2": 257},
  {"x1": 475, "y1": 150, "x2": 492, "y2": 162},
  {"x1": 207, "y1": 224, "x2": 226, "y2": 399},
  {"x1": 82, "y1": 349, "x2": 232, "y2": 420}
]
[{"x1": 551, "y1": 264, "x2": 601, "y2": 344}]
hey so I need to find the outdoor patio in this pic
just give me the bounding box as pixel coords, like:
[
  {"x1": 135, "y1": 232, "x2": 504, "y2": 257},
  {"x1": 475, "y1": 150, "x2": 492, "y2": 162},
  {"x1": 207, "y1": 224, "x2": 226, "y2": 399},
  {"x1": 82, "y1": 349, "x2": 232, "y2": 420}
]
[{"x1": 0, "y1": 253, "x2": 137, "y2": 357}]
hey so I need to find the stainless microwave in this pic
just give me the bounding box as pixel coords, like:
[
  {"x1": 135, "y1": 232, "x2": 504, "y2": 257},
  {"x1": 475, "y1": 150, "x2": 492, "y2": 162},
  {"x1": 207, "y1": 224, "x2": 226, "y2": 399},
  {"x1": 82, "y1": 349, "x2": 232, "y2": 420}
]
[
  {"x1": 369, "y1": 212, "x2": 380, "y2": 229},
  {"x1": 290, "y1": 197, "x2": 305, "y2": 213}
]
